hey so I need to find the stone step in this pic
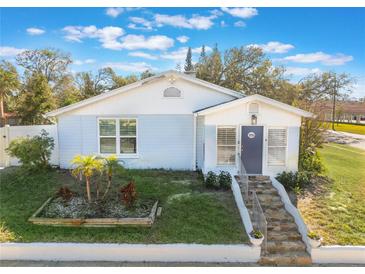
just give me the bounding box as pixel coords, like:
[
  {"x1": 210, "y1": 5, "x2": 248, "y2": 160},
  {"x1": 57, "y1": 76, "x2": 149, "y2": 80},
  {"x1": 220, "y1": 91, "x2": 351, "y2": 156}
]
[
  {"x1": 260, "y1": 252, "x2": 312, "y2": 266},
  {"x1": 267, "y1": 223, "x2": 298, "y2": 232},
  {"x1": 267, "y1": 231, "x2": 303, "y2": 241},
  {"x1": 266, "y1": 240, "x2": 307, "y2": 253},
  {"x1": 248, "y1": 175, "x2": 270, "y2": 181}
]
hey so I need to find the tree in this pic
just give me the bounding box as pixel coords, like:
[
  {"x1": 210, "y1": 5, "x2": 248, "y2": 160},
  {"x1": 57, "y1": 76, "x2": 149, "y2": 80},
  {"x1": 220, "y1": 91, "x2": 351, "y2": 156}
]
[
  {"x1": 16, "y1": 73, "x2": 55, "y2": 125},
  {"x1": 184, "y1": 47, "x2": 193, "y2": 72},
  {"x1": 75, "y1": 68, "x2": 113, "y2": 99},
  {"x1": 53, "y1": 74, "x2": 81, "y2": 107},
  {"x1": 298, "y1": 72, "x2": 354, "y2": 130},
  {"x1": 71, "y1": 155, "x2": 104, "y2": 203},
  {"x1": 140, "y1": 70, "x2": 155, "y2": 80},
  {"x1": 196, "y1": 43, "x2": 223, "y2": 85},
  {"x1": 0, "y1": 61, "x2": 19, "y2": 123},
  {"x1": 103, "y1": 67, "x2": 138, "y2": 89},
  {"x1": 16, "y1": 48, "x2": 72, "y2": 84},
  {"x1": 102, "y1": 155, "x2": 122, "y2": 200}
]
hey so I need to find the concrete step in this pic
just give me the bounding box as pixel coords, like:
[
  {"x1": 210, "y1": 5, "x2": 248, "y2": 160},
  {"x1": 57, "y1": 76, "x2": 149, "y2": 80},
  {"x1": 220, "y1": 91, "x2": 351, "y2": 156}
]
[
  {"x1": 260, "y1": 251, "x2": 312, "y2": 266},
  {"x1": 266, "y1": 240, "x2": 307, "y2": 253}
]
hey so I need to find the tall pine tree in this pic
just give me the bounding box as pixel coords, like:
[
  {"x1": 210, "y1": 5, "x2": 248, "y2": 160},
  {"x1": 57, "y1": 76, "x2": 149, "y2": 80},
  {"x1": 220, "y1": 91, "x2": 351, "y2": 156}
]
[{"x1": 184, "y1": 47, "x2": 193, "y2": 72}]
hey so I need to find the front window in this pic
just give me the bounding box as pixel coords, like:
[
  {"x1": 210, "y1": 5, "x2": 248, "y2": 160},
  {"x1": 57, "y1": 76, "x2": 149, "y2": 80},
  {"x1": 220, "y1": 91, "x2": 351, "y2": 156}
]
[
  {"x1": 217, "y1": 126, "x2": 236, "y2": 165},
  {"x1": 99, "y1": 118, "x2": 137, "y2": 155},
  {"x1": 120, "y1": 119, "x2": 137, "y2": 154},
  {"x1": 268, "y1": 128, "x2": 287, "y2": 166}
]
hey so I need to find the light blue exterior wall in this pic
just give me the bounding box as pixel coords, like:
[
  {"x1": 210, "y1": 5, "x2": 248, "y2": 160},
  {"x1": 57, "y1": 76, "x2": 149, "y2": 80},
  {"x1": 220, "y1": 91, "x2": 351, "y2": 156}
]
[
  {"x1": 58, "y1": 114, "x2": 194, "y2": 170},
  {"x1": 196, "y1": 116, "x2": 205, "y2": 169}
]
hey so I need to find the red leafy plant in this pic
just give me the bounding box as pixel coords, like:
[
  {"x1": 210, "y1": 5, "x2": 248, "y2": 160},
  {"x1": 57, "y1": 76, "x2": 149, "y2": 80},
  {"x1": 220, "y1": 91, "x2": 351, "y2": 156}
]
[
  {"x1": 57, "y1": 186, "x2": 74, "y2": 201},
  {"x1": 120, "y1": 181, "x2": 137, "y2": 208}
]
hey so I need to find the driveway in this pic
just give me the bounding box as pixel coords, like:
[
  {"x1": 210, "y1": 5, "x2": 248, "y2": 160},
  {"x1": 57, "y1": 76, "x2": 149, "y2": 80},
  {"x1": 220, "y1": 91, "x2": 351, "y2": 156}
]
[{"x1": 324, "y1": 130, "x2": 365, "y2": 151}]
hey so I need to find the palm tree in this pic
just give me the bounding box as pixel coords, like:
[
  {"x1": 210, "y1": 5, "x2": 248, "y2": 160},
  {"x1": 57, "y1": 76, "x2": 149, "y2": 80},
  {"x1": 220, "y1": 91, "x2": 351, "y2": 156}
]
[
  {"x1": 71, "y1": 155, "x2": 103, "y2": 203},
  {"x1": 102, "y1": 155, "x2": 122, "y2": 200}
]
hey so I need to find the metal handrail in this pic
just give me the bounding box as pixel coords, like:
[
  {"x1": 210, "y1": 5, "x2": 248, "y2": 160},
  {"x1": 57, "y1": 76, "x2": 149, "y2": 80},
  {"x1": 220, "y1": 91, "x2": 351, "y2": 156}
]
[
  {"x1": 238, "y1": 158, "x2": 249, "y2": 201},
  {"x1": 238, "y1": 157, "x2": 267, "y2": 254}
]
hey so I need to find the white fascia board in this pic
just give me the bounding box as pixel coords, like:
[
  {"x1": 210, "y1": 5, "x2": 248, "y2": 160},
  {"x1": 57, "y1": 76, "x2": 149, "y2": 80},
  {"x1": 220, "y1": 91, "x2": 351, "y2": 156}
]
[{"x1": 195, "y1": 94, "x2": 314, "y2": 118}]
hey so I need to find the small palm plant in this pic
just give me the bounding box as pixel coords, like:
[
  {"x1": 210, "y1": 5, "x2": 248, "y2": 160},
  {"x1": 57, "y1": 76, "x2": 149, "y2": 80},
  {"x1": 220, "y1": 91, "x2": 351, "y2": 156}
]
[
  {"x1": 102, "y1": 155, "x2": 122, "y2": 200},
  {"x1": 71, "y1": 155, "x2": 104, "y2": 203}
]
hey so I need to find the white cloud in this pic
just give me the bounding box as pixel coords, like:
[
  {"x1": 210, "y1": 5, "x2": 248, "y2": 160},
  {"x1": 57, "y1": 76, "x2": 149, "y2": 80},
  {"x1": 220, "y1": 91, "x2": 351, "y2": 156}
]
[
  {"x1": 105, "y1": 8, "x2": 124, "y2": 18},
  {"x1": 248, "y1": 41, "x2": 294, "y2": 53},
  {"x1": 285, "y1": 67, "x2": 321, "y2": 76},
  {"x1": 221, "y1": 7, "x2": 258, "y2": 19},
  {"x1": 234, "y1": 21, "x2": 246, "y2": 28},
  {"x1": 161, "y1": 46, "x2": 212, "y2": 62},
  {"x1": 62, "y1": 25, "x2": 125, "y2": 50},
  {"x1": 73, "y1": 59, "x2": 96, "y2": 65},
  {"x1": 177, "y1": 35, "x2": 189, "y2": 43},
  {"x1": 128, "y1": 51, "x2": 158, "y2": 60},
  {"x1": 119, "y1": 34, "x2": 174, "y2": 50},
  {"x1": 155, "y1": 14, "x2": 215, "y2": 30},
  {"x1": 210, "y1": 9, "x2": 224, "y2": 17},
  {"x1": 104, "y1": 62, "x2": 156, "y2": 73},
  {"x1": 0, "y1": 46, "x2": 27, "y2": 57},
  {"x1": 220, "y1": 20, "x2": 227, "y2": 27},
  {"x1": 128, "y1": 17, "x2": 154, "y2": 30},
  {"x1": 280, "y1": 52, "x2": 353, "y2": 66},
  {"x1": 26, "y1": 27, "x2": 45, "y2": 35}
]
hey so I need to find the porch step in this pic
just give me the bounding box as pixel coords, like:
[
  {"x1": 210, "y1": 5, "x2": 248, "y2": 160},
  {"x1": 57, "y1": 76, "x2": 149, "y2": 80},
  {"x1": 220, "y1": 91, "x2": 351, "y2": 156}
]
[
  {"x1": 240, "y1": 175, "x2": 311, "y2": 266},
  {"x1": 266, "y1": 240, "x2": 306, "y2": 253},
  {"x1": 267, "y1": 231, "x2": 302, "y2": 241},
  {"x1": 260, "y1": 252, "x2": 312, "y2": 266}
]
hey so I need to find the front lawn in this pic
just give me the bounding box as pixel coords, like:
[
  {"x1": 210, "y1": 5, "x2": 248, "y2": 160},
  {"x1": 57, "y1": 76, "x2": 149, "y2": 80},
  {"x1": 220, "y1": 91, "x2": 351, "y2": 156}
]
[
  {"x1": 298, "y1": 143, "x2": 365, "y2": 245},
  {"x1": 322, "y1": 122, "x2": 365, "y2": 135},
  {"x1": 0, "y1": 168, "x2": 247, "y2": 244}
]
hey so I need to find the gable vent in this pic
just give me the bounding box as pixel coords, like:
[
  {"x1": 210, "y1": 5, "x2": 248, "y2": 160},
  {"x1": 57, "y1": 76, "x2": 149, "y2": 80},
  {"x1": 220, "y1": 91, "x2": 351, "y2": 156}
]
[
  {"x1": 163, "y1": 87, "x2": 182, "y2": 98},
  {"x1": 249, "y1": 102, "x2": 259, "y2": 114}
]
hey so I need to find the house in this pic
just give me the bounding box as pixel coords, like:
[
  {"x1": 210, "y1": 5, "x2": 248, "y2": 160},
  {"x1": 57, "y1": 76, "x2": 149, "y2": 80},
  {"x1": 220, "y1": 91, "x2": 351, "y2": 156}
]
[{"x1": 47, "y1": 70, "x2": 313, "y2": 176}]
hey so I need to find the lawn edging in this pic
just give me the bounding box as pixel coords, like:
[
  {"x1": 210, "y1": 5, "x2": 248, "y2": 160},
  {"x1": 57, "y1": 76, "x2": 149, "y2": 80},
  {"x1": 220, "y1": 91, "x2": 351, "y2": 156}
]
[
  {"x1": 311, "y1": 246, "x2": 365, "y2": 264},
  {"x1": 270, "y1": 177, "x2": 311, "y2": 252},
  {"x1": 0, "y1": 242, "x2": 260, "y2": 263}
]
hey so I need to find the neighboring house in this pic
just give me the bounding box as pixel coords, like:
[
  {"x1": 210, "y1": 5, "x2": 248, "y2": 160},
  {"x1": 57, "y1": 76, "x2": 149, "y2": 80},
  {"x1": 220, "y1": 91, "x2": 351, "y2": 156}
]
[{"x1": 47, "y1": 70, "x2": 312, "y2": 176}]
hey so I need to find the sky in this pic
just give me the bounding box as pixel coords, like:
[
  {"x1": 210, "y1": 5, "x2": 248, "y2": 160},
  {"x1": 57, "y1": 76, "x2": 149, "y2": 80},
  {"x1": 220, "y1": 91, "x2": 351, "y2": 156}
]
[{"x1": 0, "y1": 7, "x2": 364, "y2": 98}]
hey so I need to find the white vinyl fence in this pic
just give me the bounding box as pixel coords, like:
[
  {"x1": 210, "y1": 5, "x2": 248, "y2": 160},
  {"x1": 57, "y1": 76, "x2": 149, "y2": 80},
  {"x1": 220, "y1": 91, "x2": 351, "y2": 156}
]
[{"x1": 0, "y1": 125, "x2": 59, "y2": 167}]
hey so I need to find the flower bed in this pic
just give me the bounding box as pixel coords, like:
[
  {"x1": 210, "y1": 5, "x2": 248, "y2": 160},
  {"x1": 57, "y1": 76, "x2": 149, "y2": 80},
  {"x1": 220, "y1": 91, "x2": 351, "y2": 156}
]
[{"x1": 29, "y1": 196, "x2": 158, "y2": 227}]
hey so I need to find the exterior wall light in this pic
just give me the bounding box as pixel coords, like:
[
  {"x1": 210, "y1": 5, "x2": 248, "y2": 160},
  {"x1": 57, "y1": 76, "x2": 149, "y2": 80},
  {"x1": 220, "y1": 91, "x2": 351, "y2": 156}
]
[{"x1": 251, "y1": 114, "x2": 257, "y2": 125}]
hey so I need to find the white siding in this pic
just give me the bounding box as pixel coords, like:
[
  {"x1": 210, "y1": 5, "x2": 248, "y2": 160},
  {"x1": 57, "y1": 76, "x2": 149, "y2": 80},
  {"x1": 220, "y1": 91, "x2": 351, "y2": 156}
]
[
  {"x1": 63, "y1": 77, "x2": 236, "y2": 116},
  {"x1": 58, "y1": 114, "x2": 194, "y2": 170}
]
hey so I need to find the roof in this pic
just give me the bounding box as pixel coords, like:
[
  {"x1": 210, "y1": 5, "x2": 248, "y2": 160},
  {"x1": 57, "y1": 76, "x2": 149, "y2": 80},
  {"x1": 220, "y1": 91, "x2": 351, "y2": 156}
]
[
  {"x1": 195, "y1": 94, "x2": 314, "y2": 118},
  {"x1": 46, "y1": 70, "x2": 244, "y2": 117}
]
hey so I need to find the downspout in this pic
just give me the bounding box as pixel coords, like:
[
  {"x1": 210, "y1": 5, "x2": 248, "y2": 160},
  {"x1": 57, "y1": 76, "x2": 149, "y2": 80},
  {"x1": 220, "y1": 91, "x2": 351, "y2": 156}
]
[{"x1": 192, "y1": 113, "x2": 197, "y2": 171}]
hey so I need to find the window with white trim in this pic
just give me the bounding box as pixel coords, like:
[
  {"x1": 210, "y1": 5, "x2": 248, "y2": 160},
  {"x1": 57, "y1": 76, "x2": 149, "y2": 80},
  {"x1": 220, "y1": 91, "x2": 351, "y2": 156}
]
[
  {"x1": 268, "y1": 128, "x2": 287, "y2": 166},
  {"x1": 99, "y1": 118, "x2": 137, "y2": 155},
  {"x1": 217, "y1": 126, "x2": 236, "y2": 165}
]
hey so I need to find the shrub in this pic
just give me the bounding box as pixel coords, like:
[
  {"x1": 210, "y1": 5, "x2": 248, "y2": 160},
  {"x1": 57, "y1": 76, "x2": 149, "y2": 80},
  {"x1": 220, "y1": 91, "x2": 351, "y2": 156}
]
[
  {"x1": 299, "y1": 147, "x2": 323, "y2": 175},
  {"x1": 6, "y1": 129, "x2": 54, "y2": 171},
  {"x1": 120, "y1": 181, "x2": 137, "y2": 207},
  {"x1": 276, "y1": 171, "x2": 311, "y2": 193},
  {"x1": 57, "y1": 186, "x2": 74, "y2": 201},
  {"x1": 205, "y1": 171, "x2": 219, "y2": 189},
  {"x1": 250, "y1": 230, "x2": 263, "y2": 239},
  {"x1": 308, "y1": 231, "x2": 321, "y2": 240},
  {"x1": 218, "y1": 171, "x2": 232, "y2": 190}
]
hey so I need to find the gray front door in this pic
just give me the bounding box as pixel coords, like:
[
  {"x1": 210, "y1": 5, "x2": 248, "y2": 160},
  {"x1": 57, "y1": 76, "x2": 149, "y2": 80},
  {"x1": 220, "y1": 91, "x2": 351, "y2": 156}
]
[{"x1": 241, "y1": 126, "x2": 263, "y2": 174}]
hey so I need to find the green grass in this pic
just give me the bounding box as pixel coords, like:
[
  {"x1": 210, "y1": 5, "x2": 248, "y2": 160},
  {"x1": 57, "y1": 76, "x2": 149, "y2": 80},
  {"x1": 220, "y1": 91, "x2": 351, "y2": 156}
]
[
  {"x1": 298, "y1": 144, "x2": 365, "y2": 245},
  {"x1": 0, "y1": 168, "x2": 247, "y2": 244},
  {"x1": 322, "y1": 122, "x2": 365, "y2": 135}
]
